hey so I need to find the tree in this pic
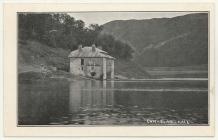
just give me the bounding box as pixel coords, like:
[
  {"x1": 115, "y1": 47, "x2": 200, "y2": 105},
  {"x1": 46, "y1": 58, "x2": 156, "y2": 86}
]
[{"x1": 18, "y1": 13, "x2": 133, "y2": 59}]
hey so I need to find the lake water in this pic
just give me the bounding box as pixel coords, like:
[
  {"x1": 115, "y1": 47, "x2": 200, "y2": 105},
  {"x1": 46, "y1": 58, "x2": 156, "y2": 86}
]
[{"x1": 18, "y1": 79, "x2": 208, "y2": 125}]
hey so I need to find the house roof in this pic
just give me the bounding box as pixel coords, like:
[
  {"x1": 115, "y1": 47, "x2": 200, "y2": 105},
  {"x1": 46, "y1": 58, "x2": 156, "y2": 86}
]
[{"x1": 68, "y1": 46, "x2": 115, "y2": 59}]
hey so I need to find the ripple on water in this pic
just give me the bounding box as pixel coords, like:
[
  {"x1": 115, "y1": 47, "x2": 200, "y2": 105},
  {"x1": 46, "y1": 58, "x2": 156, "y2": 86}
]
[{"x1": 48, "y1": 105, "x2": 208, "y2": 125}]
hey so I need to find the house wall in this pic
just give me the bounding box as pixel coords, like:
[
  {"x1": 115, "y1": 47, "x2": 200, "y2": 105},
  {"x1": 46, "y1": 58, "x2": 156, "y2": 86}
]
[
  {"x1": 70, "y1": 58, "x2": 84, "y2": 76},
  {"x1": 70, "y1": 57, "x2": 114, "y2": 79},
  {"x1": 106, "y1": 59, "x2": 113, "y2": 72},
  {"x1": 84, "y1": 58, "x2": 103, "y2": 79}
]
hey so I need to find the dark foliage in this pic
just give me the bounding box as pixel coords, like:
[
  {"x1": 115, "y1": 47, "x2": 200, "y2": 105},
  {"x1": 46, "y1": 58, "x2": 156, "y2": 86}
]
[
  {"x1": 18, "y1": 13, "x2": 133, "y2": 59},
  {"x1": 96, "y1": 34, "x2": 133, "y2": 59}
]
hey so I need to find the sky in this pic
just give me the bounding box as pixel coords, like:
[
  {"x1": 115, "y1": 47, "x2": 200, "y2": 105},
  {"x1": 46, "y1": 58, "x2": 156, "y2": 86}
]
[{"x1": 68, "y1": 12, "x2": 198, "y2": 26}]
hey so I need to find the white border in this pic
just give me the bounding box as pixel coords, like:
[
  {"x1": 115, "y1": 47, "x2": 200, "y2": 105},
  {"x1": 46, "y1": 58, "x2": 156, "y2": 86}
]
[{"x1": 3, "y1": 2, "x2": 215, "y2": 137}]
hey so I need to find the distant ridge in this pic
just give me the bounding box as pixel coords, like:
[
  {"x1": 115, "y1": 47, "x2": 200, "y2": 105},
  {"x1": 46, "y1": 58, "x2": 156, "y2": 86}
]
[{"x1": 102, "y1": 13, "x2": 208, "y2": 67}]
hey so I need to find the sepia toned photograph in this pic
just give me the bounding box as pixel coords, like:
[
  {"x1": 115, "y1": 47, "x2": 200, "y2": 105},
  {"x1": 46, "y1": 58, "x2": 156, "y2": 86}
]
[{"x1": 17, "y1": 11, "x2": 209, "y2": 126}]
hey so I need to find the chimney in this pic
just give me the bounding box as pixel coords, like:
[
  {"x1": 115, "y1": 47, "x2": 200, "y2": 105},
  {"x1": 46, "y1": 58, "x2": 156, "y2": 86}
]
[
  {"x1": 92, "y1": 44, "x2": 96, "y2": 52},
  {"x1": 78, "y1": 44, "x2": 82, "y2": 52}
]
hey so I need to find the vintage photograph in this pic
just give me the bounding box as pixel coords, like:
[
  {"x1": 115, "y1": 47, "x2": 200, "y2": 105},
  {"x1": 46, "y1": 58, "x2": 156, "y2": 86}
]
[{"x1": 17, "y1": 11, "x2": 209, "y2": 126}]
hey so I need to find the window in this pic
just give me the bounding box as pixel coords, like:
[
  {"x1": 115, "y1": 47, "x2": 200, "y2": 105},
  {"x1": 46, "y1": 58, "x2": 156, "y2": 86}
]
[
  {"x1": 91, "y1": 66, "x2": 94, "y2": 70},
  {"x1": 91, "y1": 61, "x2": 95, "y2": 70},
  {"x1": 81, "y1": 59, "x2": 84, "y2": 65}
]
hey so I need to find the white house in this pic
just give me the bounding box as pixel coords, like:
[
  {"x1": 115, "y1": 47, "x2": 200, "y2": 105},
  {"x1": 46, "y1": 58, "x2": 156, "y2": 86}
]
[{"x1": 68, "y1": 44, "x2": 115, "y2": 80}]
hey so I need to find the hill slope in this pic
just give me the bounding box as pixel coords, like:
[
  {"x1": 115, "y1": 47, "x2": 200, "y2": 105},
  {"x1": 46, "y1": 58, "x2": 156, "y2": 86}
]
[
  {"x1": 18, "y1": 40, "x2": 149, "y2": 79},
  {"x1": 18, "y1": 40, "x2": 70, "y2": 73},
  {"x1": 102, "y1": 13, "x2": 208, "y2": 66}
]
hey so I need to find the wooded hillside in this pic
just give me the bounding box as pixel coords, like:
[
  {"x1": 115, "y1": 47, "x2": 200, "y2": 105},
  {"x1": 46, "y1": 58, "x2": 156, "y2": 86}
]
[
  {"x1": 102, "y1": 13, "x2": 208, "y2": 66},
  {"x1": 18, "y1": 13, "x2": 133, "y2": 59}
]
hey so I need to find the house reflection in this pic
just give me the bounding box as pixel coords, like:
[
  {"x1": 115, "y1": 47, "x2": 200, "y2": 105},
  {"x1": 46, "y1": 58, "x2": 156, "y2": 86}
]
[{"x1": 69, "y1": 80, "x2": 114, "y2": 113}]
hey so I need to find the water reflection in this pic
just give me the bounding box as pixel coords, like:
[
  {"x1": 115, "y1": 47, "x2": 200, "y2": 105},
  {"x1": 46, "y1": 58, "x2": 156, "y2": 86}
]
[
  {"x1": 18, "y1": 79, "x2": 208, "y2": 125},
  {"x1": 69, "y1": 80, "x2": 114, "y2": 113}
]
